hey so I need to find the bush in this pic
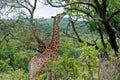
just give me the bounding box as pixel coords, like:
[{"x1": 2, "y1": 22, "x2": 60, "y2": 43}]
[{"x1": 0, "y1": 69, "x2": 29, "y2": 80}]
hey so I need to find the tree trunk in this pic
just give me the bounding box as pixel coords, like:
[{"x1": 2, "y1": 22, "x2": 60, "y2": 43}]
[
  {"x1": 104, "y1": 22, "x2": 119, "y2": 57},
  {"x1": 97, "y1": 28, "x2": 109, "y2": 59}
]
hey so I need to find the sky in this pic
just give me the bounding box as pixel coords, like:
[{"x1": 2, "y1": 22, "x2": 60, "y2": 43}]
[
  {"x1": 0, "y1": 2, "x2": 64, "y2": 19},
  {"x1": 34, "y1": 4, "x2": 64, "y2": 18}
]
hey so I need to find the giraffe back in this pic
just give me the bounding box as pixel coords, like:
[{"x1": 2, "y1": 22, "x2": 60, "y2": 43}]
[
  {"x1": 29, "y1": 12, "x2": 66, "y2": 80},
  {"x1": 29, "y1": 48, "x2": 58, "y2": 79}
]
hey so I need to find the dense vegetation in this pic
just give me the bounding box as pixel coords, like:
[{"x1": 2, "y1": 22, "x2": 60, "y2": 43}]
[{"x1": 0, "y1": 0, "x2": 120, "y2": 80}]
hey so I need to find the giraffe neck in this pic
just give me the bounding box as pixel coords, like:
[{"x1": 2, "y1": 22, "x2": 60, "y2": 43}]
[{"x1": 48, "y1": 20, "x2": 60, "y2": 50}]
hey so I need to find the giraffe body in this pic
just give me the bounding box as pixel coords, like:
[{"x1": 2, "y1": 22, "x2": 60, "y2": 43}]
[
  {"x1": 29, "y1": 12, "x2": 66, "y2": 80},
  {"x1": 29, "y1": 48, "x2": 57, "y2": 79}
]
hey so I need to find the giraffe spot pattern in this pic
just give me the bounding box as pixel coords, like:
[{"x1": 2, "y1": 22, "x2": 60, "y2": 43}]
[{"x1": 29, "y1": 12, "x2": 66, "y2": 79}]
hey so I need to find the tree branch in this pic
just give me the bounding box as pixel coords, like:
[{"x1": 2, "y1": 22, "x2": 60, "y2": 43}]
[
  {"x1": 93, "y1": 0, "x2": 100, "y2": 9},
  {"x1": 33, "y1": 31, "x2": 46, "y2": 52},
  {"x1": 24, "y1": 0, "x2": 33, "y2": 9},
  {"x1": 70, "y1": 20, "x2": 83, "y2": 43},
  {"x1": 33, "y1": 0, "x2": 37, "y2": 11},
  {"x1": 66, "y1": 8, "x2": 94, "y2": 20},
  {"x1": 93, "y1": 0, "x2": 101, "y2": 16},
  {"x1": 70, "y1": 20, "x2": 97, "y2": 47},
  {"x1": 107, "y1": 9, "x2": 120, "y2": 22},
  {"x1": 66, "y1": 7, "x2": 103, "y2": 22},
  {"x1": 47, "y1": 0, "x2": 97, "y2": 10},
  {"x1": 0, "y1": 33, "x2": 10, "y2": 45},
  {"x1": 16, "y1": 0, "x2": 32, "y2": 15},
  {"x1": 102, "y1": 0, "x2": 107, "y2": 18}
]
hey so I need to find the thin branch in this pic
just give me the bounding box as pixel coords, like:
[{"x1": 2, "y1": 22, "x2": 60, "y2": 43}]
[
  {"x1": 0, "y1": 33, "x2": 10, "y2": 45},
  {"x1": 93, "y1": 0, "x2": 101, "y2": 16},
  {"x1": 16, "y1": 0, "x2": 32, "y2": 15},
  {"x1": 93, "y1": 0, "x2": 100, "y2": 10},
  {"x1": 63, "y1": 31, "x2": 80, "y2": 40},
  {"x1": 66, "y1": 7, "x2": 103, "y2": 22},
  {"x1": 107, "y1": 9, "x2": 120, "y2": 23},
  {"x1": 33, "y1": 31, "x2": 46, "y2": 52},
  {"x1": 47, "y1": 0, "x2": 97, "y2": 10},
  {"x1": 29, "y1": 0, "x2": 37, "y2": 22},
  {"x1": 12, "y1": 34, "x2": 42, "y2": 53},
  {"x1": 66, "y1": 8, "x2": 94, "y2": 20},
  {"x1": 33, "y1": 0, "x2": 37, "y2": 12},
  {"x1": 70, "y1": 20, "x2": 97, "y2": 47},
  {"x1": 24, "y1": 0, "x2": 33, "y2": 9},
  {"x1": 70, "y1": 20, "x2": 83, "y2": 43}
]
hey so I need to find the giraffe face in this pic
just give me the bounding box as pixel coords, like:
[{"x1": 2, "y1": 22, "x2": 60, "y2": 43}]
[{"x1": 52, "y1": 12, "x2": 66, "y2": 24}]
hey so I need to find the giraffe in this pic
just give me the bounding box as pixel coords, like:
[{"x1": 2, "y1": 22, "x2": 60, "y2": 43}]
[{"x1": 29, "y1": 12, "x2": 66, "y2": 80}]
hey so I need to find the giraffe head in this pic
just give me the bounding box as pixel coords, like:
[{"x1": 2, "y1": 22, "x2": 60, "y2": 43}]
[{"x1": 51, "y1": 12, "x2": 66, "y2": 24}]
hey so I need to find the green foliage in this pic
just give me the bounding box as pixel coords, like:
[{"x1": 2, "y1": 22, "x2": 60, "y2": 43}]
[
  {"x1": 0, "y1": 69, "x2": 29, "y2": 80},
  {"x1": 0, "y1": 38, "x2": 38, "y2": 72},
  {"x1": 0, "y1": 58, "x2": 13, "y2": 72},
  {"x1": 117, "y1": 74, "x2": 120, "y2": 80},
  {"x1": 49, "y1": 54, "x2": 80, "y2": 80},
  {"x1": 78, "y1": 43, "x2": 98, "y2": 80},
  {"x1": 37, "y1": 42, "x2": 98, "y2": 80},
  {"x1": 1, "y1": 7, "x2": 120, "y2": 80},
  {"x1": 111, "y1": 14, "x2": 120, "y2": 30}
]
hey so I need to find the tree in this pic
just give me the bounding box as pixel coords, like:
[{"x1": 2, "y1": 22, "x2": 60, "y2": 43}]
[
  {"x1": 47, "y1": 0, "x2": 120, "y2": 57},
  {"x1": 0, "y1": 0, "x2": 46, "y2": 52}
]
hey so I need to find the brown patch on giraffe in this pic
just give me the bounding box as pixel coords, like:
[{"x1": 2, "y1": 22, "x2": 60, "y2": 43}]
[{"x1": 29, "y1": 12, "x2": 66, "y2": 80}]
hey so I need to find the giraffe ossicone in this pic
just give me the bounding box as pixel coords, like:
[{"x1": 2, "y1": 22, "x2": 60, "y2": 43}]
[{"x1": 29, "y1": 12, "x2": 66, "y2": 80}]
